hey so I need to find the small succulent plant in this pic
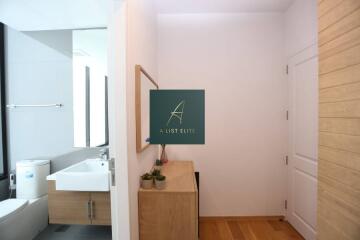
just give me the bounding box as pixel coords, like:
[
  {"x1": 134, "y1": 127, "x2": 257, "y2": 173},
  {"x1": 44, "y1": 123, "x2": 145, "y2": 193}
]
[
  {"x1": 141, "y1": 173, "x2": 153, "y2": 180},
  {"x1": 156, "y1": 175, "x2": 166, "y2": 181},
  {"x1": 152, "y1": 169, "x2": 161, "y2": 177}
]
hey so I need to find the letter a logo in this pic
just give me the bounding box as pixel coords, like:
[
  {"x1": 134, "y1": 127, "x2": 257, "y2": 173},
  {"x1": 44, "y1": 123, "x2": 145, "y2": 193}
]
[{"x1": 166, "y1": 100, "x2": 185, "y2": 126}]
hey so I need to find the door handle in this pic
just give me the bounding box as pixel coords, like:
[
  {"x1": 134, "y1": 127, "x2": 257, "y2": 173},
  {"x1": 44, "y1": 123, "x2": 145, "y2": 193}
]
[
  {"x1": 90, "y1": 200, "x2": 95, "y2": 220},
  {"x1": 87, "y1": 200, "x2": 91, "y2": 219},
  {"x1": 109, "y1": 158, "x2": 115, "y2": 186}
]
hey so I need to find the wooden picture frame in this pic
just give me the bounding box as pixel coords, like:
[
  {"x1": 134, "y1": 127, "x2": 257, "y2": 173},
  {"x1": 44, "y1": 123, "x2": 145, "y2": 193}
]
[{"x1": 135, "y1": 65, "x2": 159, "y2": 153}]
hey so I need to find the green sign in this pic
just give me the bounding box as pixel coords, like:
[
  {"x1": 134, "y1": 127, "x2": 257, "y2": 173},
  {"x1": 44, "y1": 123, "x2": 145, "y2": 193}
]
[{"x1": 150, "y1": 90, "x2": 205, "y2": 144}]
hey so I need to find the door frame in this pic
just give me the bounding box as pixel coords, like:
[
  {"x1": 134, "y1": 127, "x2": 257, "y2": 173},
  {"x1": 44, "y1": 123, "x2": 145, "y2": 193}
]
[
  {"x1": 107, "y1": 0, "x2": 131, "y2": 239},
  {"x1": 286, "y1": 44, "x2": 318, "y2": 240}
]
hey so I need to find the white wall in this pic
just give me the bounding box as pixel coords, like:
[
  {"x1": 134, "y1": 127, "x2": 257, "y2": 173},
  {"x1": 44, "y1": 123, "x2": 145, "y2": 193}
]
[
  {"x1": 5, "y1": 27, "x2": 74, "y2": 170},
  {"x1": 285, "y1": 0, "x2": 317, "y2": 57},
  {"x1": 158, "y1": 13, "x2": 288, "y2": 216},
  {"x1": 125, "y1": 0, "x2": 159, "y2": 239}
]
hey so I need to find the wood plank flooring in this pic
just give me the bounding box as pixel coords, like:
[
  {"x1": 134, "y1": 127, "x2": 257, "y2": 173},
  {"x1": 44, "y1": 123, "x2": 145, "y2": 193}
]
[{"x1": 200, "y1": 217, "x2": 304, "y2": 240}]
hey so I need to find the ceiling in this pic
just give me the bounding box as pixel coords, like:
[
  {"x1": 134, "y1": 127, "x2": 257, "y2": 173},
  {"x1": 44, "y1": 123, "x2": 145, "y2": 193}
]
[
  {"x1": 156, "y1": 0, "x2": 295, "y2": 13},
  {"x1": 0, "y1": 0, "x2": 295, "y2": 31},
  {"x1": 0, "y1": 0, "x2": 109, "y2": 31}
]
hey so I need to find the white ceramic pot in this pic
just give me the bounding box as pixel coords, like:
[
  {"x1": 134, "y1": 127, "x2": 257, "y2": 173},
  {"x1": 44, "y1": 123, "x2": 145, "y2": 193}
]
[
  {"x1": 155, "y1": 179, "x2": 166, "y2": 190},
  {"x1": 141, "y1": 179, "x2": 153, "y2": 189}
]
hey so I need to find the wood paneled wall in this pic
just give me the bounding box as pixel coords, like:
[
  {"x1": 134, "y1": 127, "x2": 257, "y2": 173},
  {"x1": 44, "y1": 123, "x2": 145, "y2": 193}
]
[{"x1": 318, "y1": 0, "x2": 360, "y2": 239}]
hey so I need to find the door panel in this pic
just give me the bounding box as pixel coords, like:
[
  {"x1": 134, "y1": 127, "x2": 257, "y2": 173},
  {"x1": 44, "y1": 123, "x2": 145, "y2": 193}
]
[
  {"x1": 294, "y1": 170, "x2": 317, "y2": 229},
  {"x1": 294, "y1": 57, "x2": 318, "y2": 162},
  {"x1": 288, "y1": 45, "x2": 318, "y2": 240},
  {"x1": 48, "y1": 180, "x2": 91, "y2": 225}
]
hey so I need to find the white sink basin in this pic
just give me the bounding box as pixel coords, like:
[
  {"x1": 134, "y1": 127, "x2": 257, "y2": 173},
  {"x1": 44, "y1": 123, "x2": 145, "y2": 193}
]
[{"x1": 53, "y1": 158, "x2": 110, "y2": 191}]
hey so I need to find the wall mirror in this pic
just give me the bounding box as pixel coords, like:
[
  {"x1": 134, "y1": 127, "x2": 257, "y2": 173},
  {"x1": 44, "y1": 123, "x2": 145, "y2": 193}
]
[
  {"x1": 73, "y1": 29, "x2": 108, "y2": 148},
  {"x1": 2, "y1": 24, "x2": 108, "y2": 175},
  {"x1": 135, "y1": 65, "x2": 159, "y2": 153}
]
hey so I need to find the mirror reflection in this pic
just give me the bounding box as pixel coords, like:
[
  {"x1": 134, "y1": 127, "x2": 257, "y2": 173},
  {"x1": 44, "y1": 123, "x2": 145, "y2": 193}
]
[
  {"x1": 73, "y1": 29, "x2": 108, "y2": 147},
  {"x1": 5, "y1": 27, "x2": 108, "y2": 167}
]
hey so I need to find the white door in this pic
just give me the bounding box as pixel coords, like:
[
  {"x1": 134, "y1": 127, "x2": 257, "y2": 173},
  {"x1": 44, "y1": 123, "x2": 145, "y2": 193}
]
[{"x1": 287, "y1": 44, "x2": 318, "y2": 240}]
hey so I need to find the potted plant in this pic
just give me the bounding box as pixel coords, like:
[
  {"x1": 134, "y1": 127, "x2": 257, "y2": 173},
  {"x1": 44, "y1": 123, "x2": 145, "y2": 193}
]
[
  {"x1": 155, "y1": 175, "x2": 166, "y2": 190},
  {"x1": 154, "y1": 159, "x2": 163, "y2": 171},
  {"x1": 152, "y1": 169, "x2": 161, "y2": 178},
  {"x1": 141, "y1": 173, "x2": 153, "y2": 189}
]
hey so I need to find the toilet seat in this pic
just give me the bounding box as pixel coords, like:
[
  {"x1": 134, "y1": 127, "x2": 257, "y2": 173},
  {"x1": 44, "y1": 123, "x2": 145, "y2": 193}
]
[{"x1": 0, "y1": 199, "x2": 28, "y2": 223}]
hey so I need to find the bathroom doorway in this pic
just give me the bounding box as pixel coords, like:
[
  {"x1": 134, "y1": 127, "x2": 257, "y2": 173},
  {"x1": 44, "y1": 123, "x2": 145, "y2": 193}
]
[{"x1": 0, "y1": 1, "x2": 117, "y2": 238}]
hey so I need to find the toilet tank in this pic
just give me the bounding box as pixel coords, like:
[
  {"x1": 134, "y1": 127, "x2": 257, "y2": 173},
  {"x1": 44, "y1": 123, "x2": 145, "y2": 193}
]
[{"x1": 16, "y1": 160, "x2": 50, "y2": 199}]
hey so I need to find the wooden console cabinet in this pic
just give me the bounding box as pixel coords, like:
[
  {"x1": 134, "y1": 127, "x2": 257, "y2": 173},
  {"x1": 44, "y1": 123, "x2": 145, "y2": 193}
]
[
  {"x1": 48, "y1": 180, "x2": 111, "y2": 225},
  {"x1": 139, "y1": 161, "x2": 198, "y2": 240}
]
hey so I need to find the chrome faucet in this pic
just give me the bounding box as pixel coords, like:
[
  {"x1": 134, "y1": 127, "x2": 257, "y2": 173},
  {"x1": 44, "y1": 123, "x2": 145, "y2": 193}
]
[{"x1": 99, "y1": 148, "x2": 109, "y2": 161}]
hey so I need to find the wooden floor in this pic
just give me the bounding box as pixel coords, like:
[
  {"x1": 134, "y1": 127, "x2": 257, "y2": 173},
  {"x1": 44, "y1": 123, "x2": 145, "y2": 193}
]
[{"x1": 199, "y1": 217, "x2": 304, "y2": 240}]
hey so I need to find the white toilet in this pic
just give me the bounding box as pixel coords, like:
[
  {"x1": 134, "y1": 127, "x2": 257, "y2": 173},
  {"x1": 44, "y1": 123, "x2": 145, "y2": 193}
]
[{"x1": 0, "y1": 160, "x2": 50, "y2": 240}]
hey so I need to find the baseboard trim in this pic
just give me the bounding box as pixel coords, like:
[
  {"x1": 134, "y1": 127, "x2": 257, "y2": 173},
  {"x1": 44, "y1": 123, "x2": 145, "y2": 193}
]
[{"x1": 200, "y1": 216, "x2": 285, "y2": 222}]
